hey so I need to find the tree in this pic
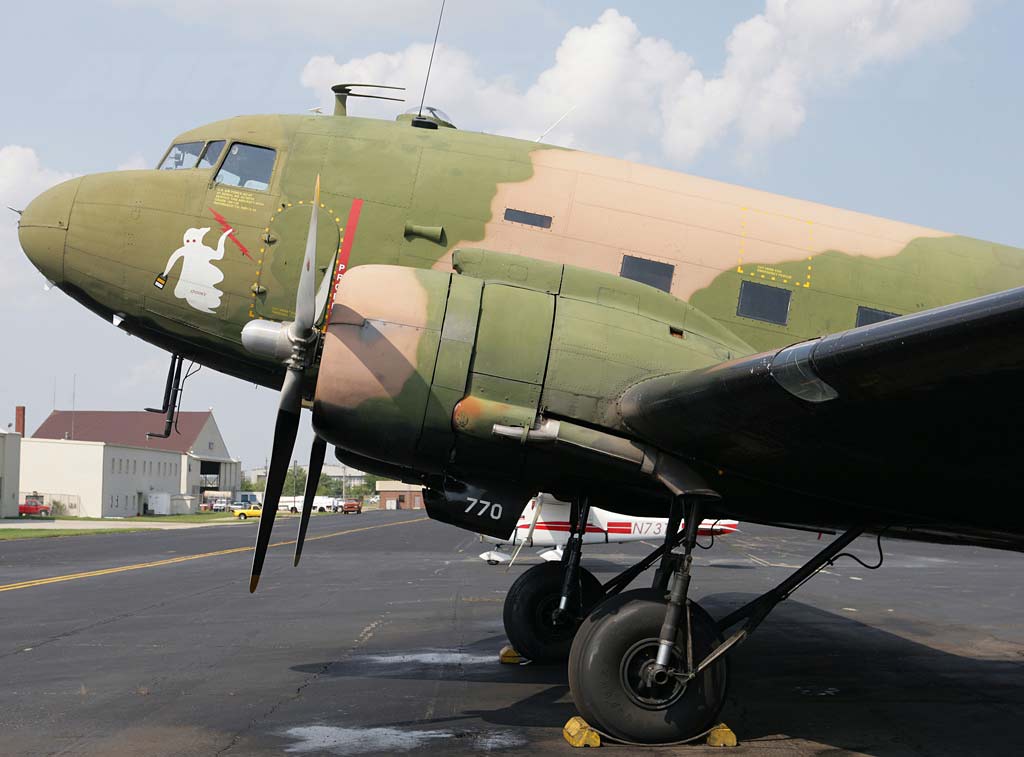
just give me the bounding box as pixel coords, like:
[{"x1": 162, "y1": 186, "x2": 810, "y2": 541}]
[
  {"x1": 240, "y1": 476, "x2": 262, "y2": 492},
  {"x1": 282, "y1": 465, "x2": 307, "y2": 500}
]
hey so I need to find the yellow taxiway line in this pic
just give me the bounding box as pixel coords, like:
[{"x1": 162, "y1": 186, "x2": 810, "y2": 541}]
[{"x1": 0, "y1": 517, "x2": 428, "y2": 594}]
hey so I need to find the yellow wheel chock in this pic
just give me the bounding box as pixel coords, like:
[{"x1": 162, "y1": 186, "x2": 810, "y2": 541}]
[
  {"x1": 498, "y1": 645, "x2": 524, "y2": 664},
  {"x1": 706, "y1": 722, "x2": 738, "y2": 747},
  {"x1": 563, "y1": 716, "x2": 601, "y2": 748}
]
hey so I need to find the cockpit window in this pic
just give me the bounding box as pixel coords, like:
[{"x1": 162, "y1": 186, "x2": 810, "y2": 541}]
[
  {"x1": 197, "y1": 140, "x2": 226, "y2": 169},
  {"x1": 159, "y1": 141, "x2": 205, "y2": 170},
  {"x1": 215, "y1": 144, "x2": 276, "y2": 191}
]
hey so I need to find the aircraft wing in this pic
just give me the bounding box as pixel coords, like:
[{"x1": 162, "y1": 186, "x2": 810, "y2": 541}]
[{"x1": 618, "y1": 285, "x2": 1024, "y2": 550}]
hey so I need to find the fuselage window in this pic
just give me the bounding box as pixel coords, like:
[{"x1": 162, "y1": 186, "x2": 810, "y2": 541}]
[
  {"x1": 215, "y1": 144, "x2": 277, "y2": 191},
  {"x1": 159, "y1": 141, "x2": 205, "y2": 170},
  {"x1": 856, "y1": 305, "x2": 899, "y2": 327},
  {"x1": 198, "y1": 140, "x2": 226, "y2": 169},
  {"x1": 620, "y1": 255, "x2": 674, "y2": 293},
  {"x1": 504, "y1": 208, "x2": 552, "y2": 229},
  {"x1": 737, "y1": 280, "x2": 791, "y2": 326}
]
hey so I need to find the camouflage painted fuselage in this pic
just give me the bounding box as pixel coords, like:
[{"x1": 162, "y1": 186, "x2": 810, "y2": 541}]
[{"x1": 17, "y1": 111, "x2": 1024, "y2": 522}]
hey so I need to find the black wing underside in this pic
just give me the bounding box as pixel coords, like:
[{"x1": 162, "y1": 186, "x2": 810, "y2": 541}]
[{"x1": 620, "y1": 285, "x2": 1024, "y2": 551}]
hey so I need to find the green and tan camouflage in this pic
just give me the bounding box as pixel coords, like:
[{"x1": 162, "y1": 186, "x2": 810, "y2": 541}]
[{"x1": 17, "y1": 102, "x2": 1024, "y2": 525}]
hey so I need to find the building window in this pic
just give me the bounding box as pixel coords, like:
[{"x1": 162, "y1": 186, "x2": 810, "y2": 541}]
[
  {"x1": 111, "y1": 458, "x2": 115, "y2": 473},
  {"x1": 133, "y1": 460, "x2": 137, "y2": 474},
  {"x1": 737, "y1": 280, "x2": 792, "y2": 326},
  {"x1": 503, "y1": 208, "x2": 552, "y2": 229},
  {"x1": 620, "y1": 255, "x2": 674, "y2": 293},
  {"x1": 856, "y1": 305, "x2": 899, "y2": 327}
]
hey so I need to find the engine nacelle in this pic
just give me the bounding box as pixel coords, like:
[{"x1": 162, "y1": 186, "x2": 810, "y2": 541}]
[{"x1": 313, "y1": 252, "x2": 751, "y2": 537}]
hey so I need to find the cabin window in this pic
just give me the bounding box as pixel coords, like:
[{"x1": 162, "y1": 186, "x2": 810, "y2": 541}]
[
  {"x1": 159, "y1": 141, "x2": 205, "y2": 170},
  {"x1": 215, "y1": 144, "x2": 277, "y2": 191},
  {"x1": 856, "y1": 305, "x2": 899, "y2": 327},
  {"x1": 503, "y1": 208, "x2": 552, "y2": 229},
  {"x1": 198, "y1": 140, "x2": 226, "y2": 169},
  {"x1": 737, "y1": 280, "x2": 791, "y2": 325},
  {"x1": 620, "y1": 255, "x2": 674, "y2": 293}
]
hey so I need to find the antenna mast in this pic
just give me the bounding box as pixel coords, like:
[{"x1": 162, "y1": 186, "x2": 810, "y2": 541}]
[{"x1": 417, "y1": 0, "x2": 447, "y2": 118}]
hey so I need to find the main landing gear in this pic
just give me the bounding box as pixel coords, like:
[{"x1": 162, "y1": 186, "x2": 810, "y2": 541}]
[{"x1": 565, "y1": 488, "x2": 867, "y2": 744}]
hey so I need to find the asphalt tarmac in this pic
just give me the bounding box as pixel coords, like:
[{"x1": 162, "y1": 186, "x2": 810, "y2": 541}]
[{"x1": 1, "y1": 510, "x2": 1022, "y2": 756}]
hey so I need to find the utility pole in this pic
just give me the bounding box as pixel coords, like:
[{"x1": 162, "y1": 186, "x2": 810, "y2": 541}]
[{"x1": 292, "y1": 458, "x2": 298, "y2": 506}]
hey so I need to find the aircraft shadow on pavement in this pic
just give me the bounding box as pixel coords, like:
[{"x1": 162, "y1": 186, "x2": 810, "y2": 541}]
[{"x1": 293, "y1": 594, "x2": 1024, "y2": 754}]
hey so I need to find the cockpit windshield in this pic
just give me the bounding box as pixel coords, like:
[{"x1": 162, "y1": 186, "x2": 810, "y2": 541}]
[
  {"x1": 198, "y1": 140, "x2": 226, "y2": 169},
  {"x1": 158, "y1": 141, "x2": 205, "y2": 170},
  {"x1": 214, "y1": 144, "x2": 276, "y2": 191}
]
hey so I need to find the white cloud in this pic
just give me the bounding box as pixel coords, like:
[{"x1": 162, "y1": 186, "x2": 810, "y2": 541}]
[
  {"x1": 665, "y1": 0, "x2": 975, "y2": 162},
  {"x1": 0, "y1": 145, "x2": 76, "y2": 292},
  {"x1": 302, "y1": 2, "x2": 974, "y2": 164}
]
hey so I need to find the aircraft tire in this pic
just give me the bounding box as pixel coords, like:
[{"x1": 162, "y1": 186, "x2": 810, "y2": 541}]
[
  {"x1": 502, "y1": 562, "x2": 603, "y2": 664},
  {"x1": 568, "y1": 589, "x2": 728, "y2": 744}
]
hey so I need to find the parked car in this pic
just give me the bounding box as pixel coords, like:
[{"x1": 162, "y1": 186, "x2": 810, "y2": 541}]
[
  {"x1": 211, "y1": 502, "x2": 229, "y2": 512},
  {"x1": 235, "y1": 504, "x2": 263, "y2": 520},
  {"x1": 340, "y1": 500, "x2": 362, "y2": 514},
  {"x1": 18, "y1": 493, "x2": 50, "y2": 517},
  {"x1": 232, "y1": 493, "x2": 261, "y2": 511}
]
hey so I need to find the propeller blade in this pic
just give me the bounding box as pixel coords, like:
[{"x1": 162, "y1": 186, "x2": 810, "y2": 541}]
[
  {"x1": 293, "y1": 175, "x2": 320, "y2": 335},
  {"x1": 294, "y1": 436, "x2": 327, "y2": 567},
  {"x1": 249, "y1": 379, "x2": 303, "y2": 592},
  {"x1": 507, "y1": 497, "x2": 544, "y2": 572}
]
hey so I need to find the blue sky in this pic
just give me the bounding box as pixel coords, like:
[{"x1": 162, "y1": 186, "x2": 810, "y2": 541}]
[{"x1": 1, "y1": 0, "x2": 1021, "y2": 471}]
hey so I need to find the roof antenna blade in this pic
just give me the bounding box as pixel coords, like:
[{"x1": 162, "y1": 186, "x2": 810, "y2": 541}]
[{"x1": 417, "y1": 0, "x2": 447, "y2": 119}]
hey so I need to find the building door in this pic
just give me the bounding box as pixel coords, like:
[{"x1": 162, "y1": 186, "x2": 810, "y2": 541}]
[{"x1": 138, "y1": 491, "x2": 146, "y2": 515}]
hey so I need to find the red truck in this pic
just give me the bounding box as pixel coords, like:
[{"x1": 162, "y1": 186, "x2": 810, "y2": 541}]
[
  {"x1": 18, "y1": 494, "x2": 51, "y2": 517},
  {"x1": 340, "y1": 500, "x2": 362, "y2": 514}
]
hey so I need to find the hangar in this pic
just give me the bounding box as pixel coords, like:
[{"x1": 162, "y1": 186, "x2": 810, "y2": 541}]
[{"x1": 20, "y1": 410, "x2": 241, "y2": 517}]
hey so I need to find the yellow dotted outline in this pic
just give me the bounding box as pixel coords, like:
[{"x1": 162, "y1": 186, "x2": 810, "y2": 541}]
[{"x1": 248, "y1": 198, "x2": 345, "y2": 319}]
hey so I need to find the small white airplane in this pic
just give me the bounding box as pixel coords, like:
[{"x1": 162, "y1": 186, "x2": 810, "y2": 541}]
[{"x1": 480, "y1": 493, "x2": 739, "y2": 565}]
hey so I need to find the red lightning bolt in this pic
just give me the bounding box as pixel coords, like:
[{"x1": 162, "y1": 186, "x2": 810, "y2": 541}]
[{"x1": 208, "y1": 208, "x2": 253, "y2": 260}]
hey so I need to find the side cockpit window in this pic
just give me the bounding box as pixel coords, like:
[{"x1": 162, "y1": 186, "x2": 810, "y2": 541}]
[
  {"x1": 159, "y1": 141, "x2": 205, "y2": 170},
  {"x1": 215, "y1": 144, "x2": 276, "y2": 191}
]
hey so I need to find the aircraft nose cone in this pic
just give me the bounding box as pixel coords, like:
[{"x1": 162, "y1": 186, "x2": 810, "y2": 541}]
[{"x1": 18, "y1": 176, "x2": 81, "y2": 284}]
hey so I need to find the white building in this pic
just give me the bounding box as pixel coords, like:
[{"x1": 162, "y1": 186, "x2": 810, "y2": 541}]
[
  {"x1": 21, "y1": 410, "x2": 241, "y2": 518},
  {"x1": 0, "y1": 428, "x2": 20, "y2": 518},
  {"x1": 245, "y1": 462, "x2": 366, "y2": 491}
]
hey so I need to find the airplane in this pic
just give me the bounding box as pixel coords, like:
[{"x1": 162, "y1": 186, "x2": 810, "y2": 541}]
[
  {"x1": 478, "y1": 493, "x2": 738, "y2": 565},
  {"x1": 15, "y1": 81, "x2": 1024, "y2": 744}
]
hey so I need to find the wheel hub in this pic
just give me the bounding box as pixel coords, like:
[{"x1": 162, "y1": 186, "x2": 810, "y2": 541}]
[{"x1": 620, "y1": 638, "x2": 687, "y2": 710}]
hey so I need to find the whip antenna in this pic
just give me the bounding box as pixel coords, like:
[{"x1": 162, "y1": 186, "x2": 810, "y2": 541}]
[{"x1": 417, "y1": 0, "x2": 447, "y2": 118}]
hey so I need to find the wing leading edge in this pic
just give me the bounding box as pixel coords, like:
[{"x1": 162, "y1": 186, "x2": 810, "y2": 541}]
[{"x1": 619, "y1": 285, "x2": 1024, "y2": 550}]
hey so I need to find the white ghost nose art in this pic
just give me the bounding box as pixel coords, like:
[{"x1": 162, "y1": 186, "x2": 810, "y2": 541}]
[{"x1": 155, "y1": 226, "x2": 230, "y2": 313}]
